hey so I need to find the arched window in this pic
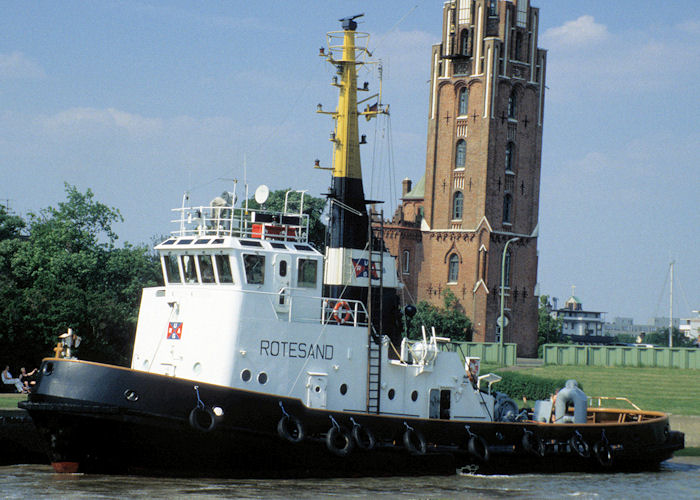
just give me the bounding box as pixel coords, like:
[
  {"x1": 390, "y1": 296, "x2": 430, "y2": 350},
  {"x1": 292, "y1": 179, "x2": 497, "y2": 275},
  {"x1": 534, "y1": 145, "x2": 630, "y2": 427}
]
[
  {"x1": 504, "y1": 250, "x2": 512, "y2": 287},
  {"x1": 448, "y1": 254, "x2": 459, "y2": 282},
  {"x1": 488, "y1": 0, "x2": 497, "y2": 17},
  {"x1": 458, "y1": 87, "x2": 469, "y2": 116},
  {"x1": 452, "y1": 191, "x2": 464, "y2": 220},
  {"x1": 455, "y1": 139, "x2": 466, "y2": 168},
  {"x1": 505, "y1": 142, "x2": 515, "y2": 172},
  {"x1": 503, "y1": 194, "x2": 513, "y2": 224},
  {"x1": 508, "y1": 90, "x2": 517, "y2": 119},
  {"x1": 461, "y1": 30, "x2": 469, "y2": 56}
]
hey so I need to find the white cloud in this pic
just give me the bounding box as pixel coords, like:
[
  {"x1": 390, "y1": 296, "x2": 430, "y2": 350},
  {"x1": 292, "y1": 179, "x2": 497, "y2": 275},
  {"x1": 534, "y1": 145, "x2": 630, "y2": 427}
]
[
  {"x1": 542, "y1": 15, "x2": 609, "y2": 48},
  {"x1": 0, "y1": 51, "x2": 45, "y2": 79},
  {"x1": 40, "y1": 107, "x2": 164, "y2": 137}
]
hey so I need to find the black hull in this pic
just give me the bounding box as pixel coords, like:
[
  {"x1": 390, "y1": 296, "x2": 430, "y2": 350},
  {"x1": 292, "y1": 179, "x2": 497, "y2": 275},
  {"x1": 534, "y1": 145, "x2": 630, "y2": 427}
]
[{"x1": 21, "y1": 359, "x2": 684, "y2": 478}]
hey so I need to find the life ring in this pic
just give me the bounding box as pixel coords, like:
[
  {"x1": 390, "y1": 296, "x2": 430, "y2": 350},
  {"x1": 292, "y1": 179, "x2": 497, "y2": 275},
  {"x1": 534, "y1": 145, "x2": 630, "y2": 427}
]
[
  {"x1": 277, "y1": 415, "x2": 304, "y2": 443},
  {"x1": 189, "y1": 406, "x2": 216, "y2": 432},
  {"x1": 468, "y1": 434, "x2": 490, "y2": 462},
  {"x1": 352, "y1": 424, "x2": 376, "y2": 451},
  {"x1": 569, "y1": 432, "x2": 590, "y2": 458},
  {"x1": 593, "y1": 440, "x2": 613, "y2": 467},
  {"x1": 326, "y1": 426, "x2": 355, "y2": 457},
  {"x1": 522, "y1": 430, "x2": 545, "y2": 457},
  {"x1": 403, "y1": 427, "x2": 427, "y2": 455},
  {"x1": 332, "y1": 301, "x2": 353, "y2": 324}
]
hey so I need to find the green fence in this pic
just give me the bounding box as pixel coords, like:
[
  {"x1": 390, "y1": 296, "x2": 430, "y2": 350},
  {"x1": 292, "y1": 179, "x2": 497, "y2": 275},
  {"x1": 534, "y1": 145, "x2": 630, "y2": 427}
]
[
  {"x1": 441, "y1": 342, "x2": 517, "y2": 366},
  {"x1": 543, "y1": 344, "x2": 700, "y2": 369}
]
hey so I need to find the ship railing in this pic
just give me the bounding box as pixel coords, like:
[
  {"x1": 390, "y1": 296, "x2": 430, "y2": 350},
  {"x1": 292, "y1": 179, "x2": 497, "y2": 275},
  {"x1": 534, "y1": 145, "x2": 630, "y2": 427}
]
[
  {"x1": 170, "y1": 205, "x2": 309, "y2": 243},
  {"x1": 587, "y1": 396, "x2": 642, "y2": 411},
  {"x1": 320, "y1": 298, "x2": 369, "y2": 328}
]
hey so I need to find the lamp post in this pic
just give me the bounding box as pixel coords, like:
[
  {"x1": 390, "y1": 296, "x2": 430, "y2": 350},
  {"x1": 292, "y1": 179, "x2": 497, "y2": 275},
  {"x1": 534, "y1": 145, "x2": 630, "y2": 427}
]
[{"x1": 499, "y1": 236, "x2": 520, "y2": 365}]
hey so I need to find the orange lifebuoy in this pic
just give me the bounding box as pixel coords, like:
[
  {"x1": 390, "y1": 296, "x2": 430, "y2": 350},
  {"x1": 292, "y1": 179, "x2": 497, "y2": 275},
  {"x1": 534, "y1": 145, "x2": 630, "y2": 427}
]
[{"x1": 332, "y1": 301, "x2": 353, "y2": 324}]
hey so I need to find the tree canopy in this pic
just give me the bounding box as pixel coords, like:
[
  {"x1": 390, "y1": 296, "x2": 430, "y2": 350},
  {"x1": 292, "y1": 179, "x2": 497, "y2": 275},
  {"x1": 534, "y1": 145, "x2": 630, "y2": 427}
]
[
  {"x1": 537, "y1": 295, "x2": 564, "y2": 357},
  {"x1": 406, "y1": 289, "x2": 473, "y2": 342},
  {"x1": 0, "y1": 185, "x2": 161, "y2": 368}
]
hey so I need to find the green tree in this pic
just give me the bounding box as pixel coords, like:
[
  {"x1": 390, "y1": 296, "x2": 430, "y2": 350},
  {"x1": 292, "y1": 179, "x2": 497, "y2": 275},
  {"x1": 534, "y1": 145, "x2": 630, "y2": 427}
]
[
  {"x1": 0, "y1": 185, "x2": 161, "y2": 367},
  {"x1": 406, "y1": 289, "x2": 473, "y2": 341},
  {"x1": 537, "y1": 295, "x2": 563, "y2": 357},
  {"x1": 645, "y1": 327, "x2": 695, "y2": 348},
  {"x1": 243, "y1": 189, "x2": 327, "y2": 251}
]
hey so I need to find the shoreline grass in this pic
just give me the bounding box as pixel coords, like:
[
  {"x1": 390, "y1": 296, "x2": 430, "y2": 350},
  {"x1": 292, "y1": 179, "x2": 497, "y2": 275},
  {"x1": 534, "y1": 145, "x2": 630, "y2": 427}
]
[{"x1": 481, "y1": 364, "x2": 700, "y2": 416}]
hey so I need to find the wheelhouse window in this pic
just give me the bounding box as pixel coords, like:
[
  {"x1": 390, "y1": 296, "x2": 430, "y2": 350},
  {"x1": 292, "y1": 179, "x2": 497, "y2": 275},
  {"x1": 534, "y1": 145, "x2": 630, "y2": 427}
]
[
  {"x1": 163, "y1": 254, "x2": 181, "y2": 284},
  {"x1": 458, "y1": 87, "x2": 468, "y2": 116},
  {"x1": 182, "y1": 255, "x2": 198, "y2": 283},
  {"x1": 243, "y1": 254, "x2": 265, "y2": 284},
  {"x1": 297, "y1": 258, "x2": 317, "y2": 288},
  {"x1": 455, "y1": 139, "x2": 466, "y2": 169},
  {"x1": 214, "y1": 255, "x2": 234, "y2": 283},
  {"x1": 448, "y1": 254, "x2": 459, "y2": 283},
  {"x1": 198, "y1": 255, "x2": 215, "y2": 283},
  {"x1": 452, "y1": 191, "x2": 464, "y2": 220}
]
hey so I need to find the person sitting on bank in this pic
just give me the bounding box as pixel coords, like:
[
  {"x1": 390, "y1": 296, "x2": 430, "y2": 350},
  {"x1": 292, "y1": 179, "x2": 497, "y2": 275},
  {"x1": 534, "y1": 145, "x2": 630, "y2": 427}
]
[
  {"x1": 20, "y1": 367, "x2": 38, "y2": 391},
  {"x1": 2, "y1": 365, "x2": 26, "y2": 393}
]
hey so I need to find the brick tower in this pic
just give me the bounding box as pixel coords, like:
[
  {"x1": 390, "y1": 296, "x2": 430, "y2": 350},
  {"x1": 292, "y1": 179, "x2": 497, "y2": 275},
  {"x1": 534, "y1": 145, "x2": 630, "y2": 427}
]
[{"x1": 385, "y1": 0, "x2": 546, "y2": 356}]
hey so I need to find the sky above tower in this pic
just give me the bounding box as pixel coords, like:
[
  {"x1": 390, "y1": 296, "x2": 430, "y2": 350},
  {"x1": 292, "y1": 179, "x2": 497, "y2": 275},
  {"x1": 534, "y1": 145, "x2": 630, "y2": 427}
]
[{"x1": 2, "y1": 1, "x2": 698, "y2": 324}]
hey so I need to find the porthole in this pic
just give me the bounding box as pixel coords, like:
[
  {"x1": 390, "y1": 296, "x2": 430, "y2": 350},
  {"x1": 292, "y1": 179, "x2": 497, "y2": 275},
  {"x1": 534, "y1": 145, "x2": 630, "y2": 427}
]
[
  {"x1": 411, "y1": 390, "x2": 418, "y2": 402},
  {"x1": 43, "y1": 362, "x2": 54, "y2": 376},
  {"x1": 258, "y1": 372, "x2": 268, "y2": 384},
  {"x1": 388, "y1": 388, "x2": 396, "y2": 400},
  {"x1": 124, "y1": 389, "x2": 139, "y2": 402},
  {"x1": 193, "y1": 362, "x2": 202, "y2": 375},
  {"x1": 340, "y1": 383, "x2": 348, "y2": 395},
  {"x1": 315, "y1": 385, "x2": 321, "y2": 393},
  {"x1": 241, "y1": 369, "x2": 251, "y2": 382}
]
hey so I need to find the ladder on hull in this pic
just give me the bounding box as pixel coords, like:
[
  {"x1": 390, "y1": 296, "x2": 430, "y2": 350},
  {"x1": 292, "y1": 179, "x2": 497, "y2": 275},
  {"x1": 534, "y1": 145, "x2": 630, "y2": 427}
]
[{"x1": 366, "y1": 209, "x2": 384, "y2": 414}]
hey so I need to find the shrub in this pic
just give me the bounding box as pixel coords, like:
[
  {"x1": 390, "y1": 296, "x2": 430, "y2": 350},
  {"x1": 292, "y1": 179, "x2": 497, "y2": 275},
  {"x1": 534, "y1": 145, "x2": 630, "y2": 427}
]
[{"x1": 490, "y1": 371, "x2": 580, "y2": 401}]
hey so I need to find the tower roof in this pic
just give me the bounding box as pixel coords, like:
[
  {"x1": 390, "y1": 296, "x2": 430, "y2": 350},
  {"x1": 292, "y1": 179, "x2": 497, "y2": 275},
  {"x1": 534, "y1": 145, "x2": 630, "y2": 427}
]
[{"x1": 403, "y1": 174, "x2": 425, "y2": 200}]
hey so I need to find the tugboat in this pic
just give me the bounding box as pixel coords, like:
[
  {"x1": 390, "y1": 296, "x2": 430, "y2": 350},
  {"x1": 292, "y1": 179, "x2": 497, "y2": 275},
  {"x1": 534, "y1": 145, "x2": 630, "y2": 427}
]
[{"x1": 21, "y1": 15, "x2": 683, "y2": 477}]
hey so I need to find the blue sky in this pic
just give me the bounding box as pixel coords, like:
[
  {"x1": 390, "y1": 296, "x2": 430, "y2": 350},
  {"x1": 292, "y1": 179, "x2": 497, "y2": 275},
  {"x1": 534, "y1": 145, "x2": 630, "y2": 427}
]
[{"x1": 2, "y1": 1, "x2": 698, "y2": 324}]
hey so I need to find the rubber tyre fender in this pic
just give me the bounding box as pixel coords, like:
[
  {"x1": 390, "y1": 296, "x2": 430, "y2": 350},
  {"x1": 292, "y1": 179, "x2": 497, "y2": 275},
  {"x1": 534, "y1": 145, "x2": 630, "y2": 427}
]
[
  {"x1": 326, "y1": 426, "x2": 355, "y2": 457},
  {"x1": 189, "y1": 407, "x2": 216, "y2": 432},
  {"x1": 403, "y1": 428, "x2": 427, "y2": 455},
  {"x1": 522, "y1": 431, "x2": 545, "y2": 457},
  {"x1": 593, "y1": 440, "x2": 614, "y2": 467},
  {"x1": 468, "y1": 434, "x2": 490, "y2": 462},
  {"x1": 352, "y1": 424, "x2": 376, "y2": 451},
  {"x1": 569, "y1": 433, "x2": 590, "y2": 458},
  {"x1": 277, "y1": 415, "x2": 305, "y2": 443}
]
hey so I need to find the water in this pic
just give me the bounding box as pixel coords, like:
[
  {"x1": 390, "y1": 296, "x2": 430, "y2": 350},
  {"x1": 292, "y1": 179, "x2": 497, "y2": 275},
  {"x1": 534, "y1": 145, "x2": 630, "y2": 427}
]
[{"x1": 1, "y1": 458, "x2": 698, "y2": 499}]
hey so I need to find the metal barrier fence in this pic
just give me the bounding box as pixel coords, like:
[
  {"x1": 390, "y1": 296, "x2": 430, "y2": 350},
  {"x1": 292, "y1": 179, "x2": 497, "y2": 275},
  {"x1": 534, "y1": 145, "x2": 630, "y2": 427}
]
[
  {"x1": 543, "y1": 344, "x2": 700, "y2": 369},
  {"x1": 440, "y1": 342, "x2": 518, "y2": 366}
]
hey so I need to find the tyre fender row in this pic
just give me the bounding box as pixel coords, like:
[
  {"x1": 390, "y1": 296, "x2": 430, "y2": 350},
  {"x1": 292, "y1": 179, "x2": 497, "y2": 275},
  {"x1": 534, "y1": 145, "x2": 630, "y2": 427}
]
[{"x1": 522, "y1": 428, "x2": 614, "y2": 467}]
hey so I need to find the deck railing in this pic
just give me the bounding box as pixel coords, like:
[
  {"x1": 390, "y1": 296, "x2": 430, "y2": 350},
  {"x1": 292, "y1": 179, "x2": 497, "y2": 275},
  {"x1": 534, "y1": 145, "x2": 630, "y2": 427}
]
[{"x1": 170, "y1": 205, "x2": 310, "y2": 243}]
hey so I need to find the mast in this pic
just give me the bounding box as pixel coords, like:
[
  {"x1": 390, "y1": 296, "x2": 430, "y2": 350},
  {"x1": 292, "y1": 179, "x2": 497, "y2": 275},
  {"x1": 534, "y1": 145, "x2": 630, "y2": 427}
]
[
  {"x1": 317, "y1": 14, "x2": 387, "y2": 300},
  {"x1": 669, "y1": 260, "x2": 674, "y2": 347}
]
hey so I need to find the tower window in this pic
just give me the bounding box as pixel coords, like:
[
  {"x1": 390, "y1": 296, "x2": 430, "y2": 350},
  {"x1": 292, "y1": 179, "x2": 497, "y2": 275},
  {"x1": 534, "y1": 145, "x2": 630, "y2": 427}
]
[
  {"x1": 460, "y1": 30, "x2": 470, "y2": 56},
  {"x1": 508, "y1": 91, "x2": 517, "y2": 119},
  {"x1": 505, "y1": 142, "x2": 515, "y2": 172},
  {"x1": 452, "y1": 191, "x2": 464, "y2": 220},
  {"x1": 503, "y1": 194, "x2": 513, "y2": 224},
  {"x1": 448, "y1": 254, "x2": 459, "y2": 283},
  {"x1": 403, "y1": 250, "x2": 410, "y2": 274},
  {"x1": 458, "y1": 87, "x2": 469, "y2": 116},
  {"x1": 488, "y1": 0, "x2": 497, "y2": 17},
  {"x1": 455, "y1": 139, "x2": 466, "y2": 168}
]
